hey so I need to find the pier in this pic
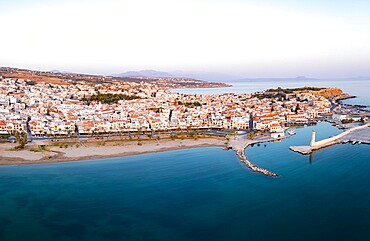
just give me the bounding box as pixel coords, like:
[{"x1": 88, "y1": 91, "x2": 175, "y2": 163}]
[
  {"x1": 229, "y1": 137, "x2": 280, "y2": 177},
  {"x1": 290, "y1": 123, "x2": 370, "y2": 155}
]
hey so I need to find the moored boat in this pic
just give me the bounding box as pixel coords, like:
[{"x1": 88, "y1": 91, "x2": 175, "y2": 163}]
[{"x1": 287, "y1": 130, "x2": 296, "y2": 135}]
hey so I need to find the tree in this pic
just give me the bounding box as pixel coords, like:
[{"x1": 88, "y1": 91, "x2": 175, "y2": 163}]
[
  {"x1": 87, "y1": 93, "x2": 140, "y2": 104},
  {"x1": 14, "y1": 130, "x2": 28, "y2": 149},
  {"x1": 295, "y1": 104, "x2": 300, "y2": 114}
]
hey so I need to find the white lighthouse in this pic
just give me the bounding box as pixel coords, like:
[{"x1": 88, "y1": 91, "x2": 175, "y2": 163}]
[{"x1": 310, "y1": 130, "x2": 316, "y2": 147}]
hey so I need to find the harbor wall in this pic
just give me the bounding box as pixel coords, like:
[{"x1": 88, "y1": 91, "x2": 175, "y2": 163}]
[{"x1": 312, "y1": 123, "x2": 370, "y2": 147}]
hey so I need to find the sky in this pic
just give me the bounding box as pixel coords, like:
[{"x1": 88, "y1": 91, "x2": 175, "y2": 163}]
[{"x1": 0, "y1": 0, "x2": 370, "y2": 78}]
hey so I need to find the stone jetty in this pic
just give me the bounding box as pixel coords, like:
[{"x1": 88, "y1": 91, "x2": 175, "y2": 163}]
[
  {"x1": 290, "y1": 123, "x2": 370, "y2": 155},
  {"x1": 229, "y1": 136, "x2": 280, "y2": 177}
]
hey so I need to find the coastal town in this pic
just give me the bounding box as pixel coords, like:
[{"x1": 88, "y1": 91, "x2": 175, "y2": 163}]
[
  {"x1": 0, "y1": 67, "x2": 369, "y2": 171},
  {"x1": 3, "y1": 1, "x2": 370, "y2": 240},
  {"x1": 2, "y1": 68, "x2": 367, "y2": 141}
]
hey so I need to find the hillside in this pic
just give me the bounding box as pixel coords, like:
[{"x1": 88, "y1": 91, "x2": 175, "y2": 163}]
[{"x1": 0, "y1": 66, "x2": 229, "y2": 89}]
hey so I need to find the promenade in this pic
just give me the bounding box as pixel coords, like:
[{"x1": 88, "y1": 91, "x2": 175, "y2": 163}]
[
  {"x1": 229, "y1": 136, "x2": 280, "y2": 177},
  {"x1": 290, "y1": 123, "x2": 370, "y2": 154}
]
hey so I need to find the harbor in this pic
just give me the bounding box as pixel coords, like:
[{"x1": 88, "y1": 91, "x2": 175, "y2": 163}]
[{"x1": 290, "y1": 123, "x2": 370, "y2": 154}]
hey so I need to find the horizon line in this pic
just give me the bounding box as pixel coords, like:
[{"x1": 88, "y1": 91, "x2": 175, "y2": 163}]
[{"x1": 1, "y1": 65, "x2": 369, "y2": 81}]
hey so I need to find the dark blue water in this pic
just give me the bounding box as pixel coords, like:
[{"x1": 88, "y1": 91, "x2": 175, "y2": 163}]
[
  {"x1": 0, "y1": 122, "x2": 370, "y2": 241},
  {"x1": 171, "y1": 79, "x2": 370, "y2": 107}
]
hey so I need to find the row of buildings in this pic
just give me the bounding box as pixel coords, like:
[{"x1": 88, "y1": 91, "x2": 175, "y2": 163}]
[{"x1": 0, "y1": 76, "x2": 332, "y2": 139}]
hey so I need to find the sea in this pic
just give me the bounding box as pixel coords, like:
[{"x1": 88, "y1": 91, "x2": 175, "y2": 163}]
[
  {"x1": 0, "y1": 80, "x2": 369, "y2": 241},
  {"x1": 171, "y1": 79, "x2": 370, "y2": 108}
]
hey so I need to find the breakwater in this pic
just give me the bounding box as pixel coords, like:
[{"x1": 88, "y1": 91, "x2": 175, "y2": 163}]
[
  {"x1": 234, "y1": 143, "x2": 278, "y2": 177},
  {"x1": 290, "y1": 123, "x2": 370, "y2": 154},
  {"x1": 230, "y1": 137, "x2": 281, "y2": 177}
]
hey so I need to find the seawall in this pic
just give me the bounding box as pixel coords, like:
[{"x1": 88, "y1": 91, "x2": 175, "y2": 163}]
[
  {"x1": 290, "y1": 123, "x2": 370, "y2": 155},
  {"x1": 311, "y1": 123, "x2": 370, "y2": 147}
]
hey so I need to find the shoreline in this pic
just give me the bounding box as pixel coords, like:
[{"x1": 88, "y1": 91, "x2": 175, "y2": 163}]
[
  {"x1": 334, "y1": 93, "x2": 356, "y2": 102},
  {"x1": 0, "y1": 137, "x2": 226, "y2": 166}
]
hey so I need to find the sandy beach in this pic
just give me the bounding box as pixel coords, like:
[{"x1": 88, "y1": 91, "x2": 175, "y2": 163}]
[{"x1": 0, "y1": 137, "x2": 226, "y2": 165}]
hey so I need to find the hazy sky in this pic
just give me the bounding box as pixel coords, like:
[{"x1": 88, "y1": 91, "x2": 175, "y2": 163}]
[{"x1": 1, "y1": 0, "x2": 370, "y2": 78}]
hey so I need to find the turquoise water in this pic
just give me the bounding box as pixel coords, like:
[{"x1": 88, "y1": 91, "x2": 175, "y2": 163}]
[
  {"x1": 171, "y1": 79, "x2": 370, "y2": 107},
  {"x1": 0, "y1": 122, "x2": 370, "y2": 241}
]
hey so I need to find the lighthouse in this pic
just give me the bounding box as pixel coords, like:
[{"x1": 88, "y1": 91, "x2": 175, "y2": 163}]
[{"x1": 310, "y1": 130, "x2": 316, "y2": 147}]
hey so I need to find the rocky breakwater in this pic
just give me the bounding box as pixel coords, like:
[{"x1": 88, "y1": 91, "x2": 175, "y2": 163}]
[{"x1": 233, "y1": 142, "x2": 278, "y2": 177}]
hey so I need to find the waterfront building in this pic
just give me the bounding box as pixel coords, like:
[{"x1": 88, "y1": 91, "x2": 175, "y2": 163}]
[{"x1": 0, "y1": 77, "x2": 333, "y2": 137}]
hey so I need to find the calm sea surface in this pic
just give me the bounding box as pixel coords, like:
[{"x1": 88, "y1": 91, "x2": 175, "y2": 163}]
[
  {"x1": 0, "y1": 122, "x2": 370, "y2": 241},
  {"x1": 171, "y1": 79, "x2": 370, "y2": 107}
]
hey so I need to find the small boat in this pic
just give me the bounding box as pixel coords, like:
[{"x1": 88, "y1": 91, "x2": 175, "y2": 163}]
[
  {"x1": 287, "y1": 130, "x2": 296, "y2": 135},
  {"x1": 332, "y1": 123, "x2": 337, "y2": 126}
]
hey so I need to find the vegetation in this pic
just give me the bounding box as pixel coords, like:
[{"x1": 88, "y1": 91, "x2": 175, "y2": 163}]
[
  {"x1": 254, "y1": 92, "x2": 286, "y2": 100},
  {"x1": 294, "y1": 104, "x2": 300, "y2": 114},
  {"x1": 14, "y1": 131, "x2": 28, "y2": 149},
  {"x1": 0, "y1": 134, "x2": 10, "y2": 139},
  {"x1": 25, "y1": 80, "x2": 36, "y2": 85},
  {"x1": 255, "y1": 86, "x2": 343, "y2": 100},
  {"x1": 57, "y1": 143, "x2": 69, "y2": 148},
  {"x1": 29, "y1": 145, "x2": 47, "y2": 152},
  {"x1": 267, "y1": 86, "x2": 323, "y2": 93},
  {"x1": 178, "y1": 101, "x2": 202, "y2": 107},
  {"x1": 341, "y1": 119, "x2": 354, "y2": 124},
  {"x1": 83, "y1": 93, "x2": 140, "y2": 104}
]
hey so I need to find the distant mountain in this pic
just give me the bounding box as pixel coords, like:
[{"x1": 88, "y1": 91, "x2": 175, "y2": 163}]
[
  {"x1": 233, "y1": 76, "x2": 319, "y2": 82},
  {"x1": 112, "y1": 70, "x2": 241, "y2": 82},
  {"x1": 111, "y1": 69, "x2": 370, "y2": 82},
  {"x1": 112, "y1": 70, "x2": 173, "y2": 78},
  {"x1": 168, "y1": 71, "x2": 242, "y2": 82},
  {"x1": 50, "y1": 70, "x2": 76, "y2": 74},
  {"x1": 50, "y1": 69, "x2": 61, "y2": 73}
]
